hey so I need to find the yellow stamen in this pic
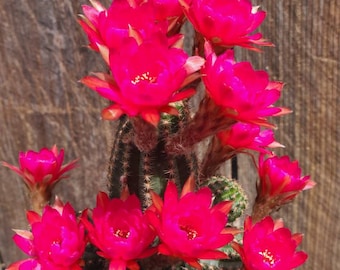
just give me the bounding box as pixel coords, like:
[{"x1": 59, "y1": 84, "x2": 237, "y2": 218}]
[
  {"x1": 131, "y1": 71, "x2": 157, "y2": 85},
  {"x1": 180, "y1": 225, "x2": 198, "y2": 240},
  {"x1": 259, "y1": 249, "x2": 276, "y2": 266},
  {"x1": 114, "y1": 229, "x2": 130, "y2": 239}
]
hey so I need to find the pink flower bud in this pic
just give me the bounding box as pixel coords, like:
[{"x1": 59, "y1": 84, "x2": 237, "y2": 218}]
[
  {"x1": 257, "y1": 154, "x2": 316, "y2": 205},
  {"x1": 217, "y1": 122, "x2": 283, "y2": 154},
  {"x1": 2, "y1": 145, "x2": 78, "y2": 190}
]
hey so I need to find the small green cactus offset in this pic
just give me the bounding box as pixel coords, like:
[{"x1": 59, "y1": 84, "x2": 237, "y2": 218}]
[
  {"x1": 181, "y1": 258, "x2": 243, "y2": 270},
  {"x1": 206, "y1": 176, "x2": 248, "y2": 223}
]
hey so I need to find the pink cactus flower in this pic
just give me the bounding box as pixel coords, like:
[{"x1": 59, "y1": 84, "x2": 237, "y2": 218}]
[
  {"x1": 202, "y1": 41, "x2": 290, "y2": 128},
  {"x1": 81, "y1": 192, "x2": 156, "y2": 270},
  {"x1": 217, "y1": 123, "x2": 283, "y2": 154},
  {"x1": 257, "y1": 154, "x2": 316, "y2": 205},
  {"x1": 146, "y1": 176, "x2": 237, "y2": 269},
  {"x1": 149, "y1": 0, "x2": 184, "y2": 21},
  {"x1": 8, "y1": 201, "x2": 86, "y2": 270},
  {"x1": 2, "y1": 145, "x2": 78, "y2": 191},
  {"x1": 179, "y1": 0, "x2": 271, "y2": 50},
  {"x1": 232, "y1": 216, "x2": 308, "y2": 270},
  {"x1": 79, "y1": 0, "x2": 167, "y2": 51},
  {"x1": 81, "y1": 34, "x2": 204, "y2": 126}
]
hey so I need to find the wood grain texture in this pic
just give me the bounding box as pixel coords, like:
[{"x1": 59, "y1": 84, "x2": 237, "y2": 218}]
[
  {"x1": 237, "y1": 1, "x2": 340, "y2": 269},
  {"x1": 0, "y1": 0, "x2": 113, "y2": 263},
  {"x1": 0, "y1": 0, "x2": 338, "y2": 269},
  {"x1": 259, "y1": 1, "x2": 339, "y2": 269}
]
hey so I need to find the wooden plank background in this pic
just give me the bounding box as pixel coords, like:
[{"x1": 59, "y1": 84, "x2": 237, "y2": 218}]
[{"x1": 0, "y1": 0, "x2": 338, "y2": 269}]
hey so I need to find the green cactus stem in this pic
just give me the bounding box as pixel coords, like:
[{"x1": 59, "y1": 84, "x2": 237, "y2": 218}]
[
  {"x1": 206, "y1": 176, "x2": 248, "y2": 223},
  {"x1": 107, "y1": 102, "x2": 198, "y2": 208}
]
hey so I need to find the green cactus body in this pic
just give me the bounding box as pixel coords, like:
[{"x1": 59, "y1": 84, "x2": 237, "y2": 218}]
[
  {"x1": 180, "y1": 255, "x2": 243, "y2": 270},
  {"x1": 206, "y1": 176, "x2": 248, "y2": 223},
  {"x1": 107, "y1": 102, "x2": 198, "y2": 208}
]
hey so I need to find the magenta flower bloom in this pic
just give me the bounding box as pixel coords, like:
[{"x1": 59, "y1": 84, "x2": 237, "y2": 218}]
[
  {"x1": 82, "y1": 34, "x2": 204, "y2": 126},
  {"x1": 146, "y1": 176, "x2": 236, "y2": 269},
  {"x1": 232, "y1": 216, "x2": 308, "y2": 270},
  {"x1": 2, "y1": 145, "x2": 78, "y2": 191},
  {"x1": 149, "y1": 0, "x2": 184, "y2": 21},
  {"x1": 180, "y1": 0, "x2": 271, "y2": 50},
  {"x1": 257, "y1": 154, "x2": 316, "y2": 205},
  {"x1": 202, "y1": 42, "x2": 290, "y2": 128},
  {"x1": 81, "y1": 192, "x2": 156, "y2": 270},
  {"x1": 79, "y1": 0, "x2": 167, "y2": 51},
  {"x1": 8, "y1": 201, "x2": 86, "y2": 270},
  {"x1": 217, "y1": 123, "x2": 283, "y2": 154}
]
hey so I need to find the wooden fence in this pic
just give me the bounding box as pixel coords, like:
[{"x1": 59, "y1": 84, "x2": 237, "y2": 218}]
[{"x1": 0, "y1": 0, "x2": 338, "y2": 269}]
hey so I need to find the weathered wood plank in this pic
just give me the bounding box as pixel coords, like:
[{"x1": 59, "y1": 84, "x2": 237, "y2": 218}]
[
  {"x1": 0, "y1": 0, "x2": 113, "y2": 263},
  {"x1": 242, "y1": 1, "x2": 340, "y2": 269}
]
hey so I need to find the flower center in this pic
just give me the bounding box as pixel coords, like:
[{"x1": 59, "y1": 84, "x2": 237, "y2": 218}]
[
  {"x1": 180, "y1": 225, "x2": 198, "y2": 240},
  {"x1": 259, "y1": 249, "x2": 276, "y2": 266},
  {"x1": 48, "y1": 240, "x2": 62, "y2": 256},
  {"x1": 113, "y1": 228, "x2": 130, "y2": 239},
  {"x1": 131, "y1": 71, "x2": 157, "y2": 85}
]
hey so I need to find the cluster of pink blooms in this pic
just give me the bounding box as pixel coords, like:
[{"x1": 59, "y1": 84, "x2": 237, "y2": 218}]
[
  {"x1": 4, "y1": 146, "x2": 313, "y2": 269},
  {"x1": 79, "y1": 0, "x2": 280, "y2": 126},
  {"x1": 2, "y1": 0, "x2": 316, "y2": 269}
]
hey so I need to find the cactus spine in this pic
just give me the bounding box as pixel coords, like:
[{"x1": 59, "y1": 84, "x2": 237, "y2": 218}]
[{"x1": 107, "y1": 102, "x2": 198, "y2": 208}]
